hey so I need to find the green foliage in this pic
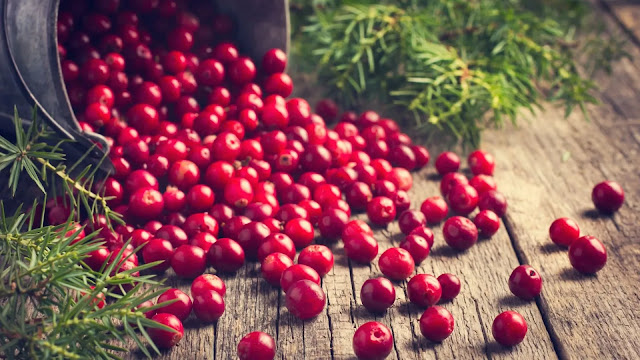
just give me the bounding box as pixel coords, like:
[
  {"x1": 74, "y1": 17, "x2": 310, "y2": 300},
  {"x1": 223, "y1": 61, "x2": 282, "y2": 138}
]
[
  {"x1": 292, "y1": 0, "x2": 629, "y2": 146},
  {"x1": 0, "y1": 110, "x2": 167, "y2": 359}
]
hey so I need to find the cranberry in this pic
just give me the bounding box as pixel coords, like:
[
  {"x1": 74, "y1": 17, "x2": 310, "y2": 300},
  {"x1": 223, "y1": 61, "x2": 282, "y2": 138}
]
[
  {"x1": 437, "y1": 273, "x2": 461, "y2": 301},
  {"x1": 420, "y1": 196, "x2": 448, "y2": 224},
  {"x1": 469, "y1": 175, "x2": 497, "y2": 195},
  {"x1": 264, "y1": 73, "x2": 293, "y2": 97},
  {"x1": 148, "y1": 313, "x2": 184, "y2": 349},
  {"x1": 192, "y1": 112, "x2": 221, "y2": 136},
  {"x1": 112, "y1": 158, "x2": 131, "y2": 180},
  {"x1": 128, "y1": 188, "x2": 164, "y2": 220},
  {"x1": 143, "y1": 220, "x2": 163, "y2": 235},
  {"x1": 298, "y1": 245, "x2": 334, "y2": 277},
  {"x1": 156, "y1": 225, "x2": 188, "y2": 248},
  {"x1": 244, "y1": 203, "x2": 274, "y2": 221},
  {"x1": 168, "y1": 160, "x2": 200, "y2": 190},
  {"x1": 236, "y1": 222, "x2": 271, "y2": 260},
  {"x1": 412, "y1": 145, "x2": 430, "y2": 168},
  {"x1": 156, "y1": 288, "x2": 192, "y2": 321},
  {"x1": 262, "y1": 48, "x2": 287, "y2": 74},
  {"x1": 270, "y1": 172, "x2": 294, "y2": 193},
  {"x1": 171, "y1": 245, "x2": 206, "y2": 278},
  {"x1": 342, "y1": 219, "x2": 374, "y2": 240},
  {"x1": 345, "y1": 182, "x2": 373, "y2": 211},
  {"x1": 344, "y1": 232, "x2": 379, "y2": 264},
  {"x1": 371, "y1": 180, "x2": 397, "y2": 198},
  {"x1": 407, "y1": 227, "x2": 434, "y2": 249},
  {"x1": 419, "y1": 306, "x2": 454, "y2": 342},
  {"x1": 440, "y1": 172, "x2": 468, "y2": 197},
  {"x1": 508, "y1": 265, "x2": 542, "y2": 300},
  {"x1": 478, "y1": 190, "x2": 508, "y2": 217},
  {"x1": 313, "y1": 183, "x2": 341, "y2": 207},
  {"x1": 396, "y1": 209, "x2": 425, "y2": 234},
  {"x1": 284, "y1": 218, "x2": 315, "y2": 249},
  {"x1": 182, "y1": 213, "x2": 218, "y2": 238},
  {"x1": 473, "y1": 210, "x2": 500, "y2": 237},
  {"x1": 280, "y1": 264, "x2": 321, "y2": 292},
  {"x1": 389, "y1": 145, "x2": 417, "y2": 170},
  {"x1": 224, "y1": 177, "x2": 254, "y2": 209},
  {"x1": 209, "y1": 204, "x2": 235, "y2": 224},
  {"x1": 399, "y1": 234, "x2": 430, "y2": 264},
  {"x1": 435, "y1": 151, "x2": 460, "y2": 175},
  {"x1": 186, "y1": 184, "x2": 215, "y2": 212},
  {"x1": 379, "y1": 248, "x2": 414, "y2": 281},
  {"x1": 366, "y1": 196, "x2": 396, "y2": 226},
  {"x1": 204, "y1": 161, "x2": 235, "y2": 191},
  {"x1": 237, "y1": 332, "x2": 276, "y2": 360},
  {"x1": 467, "y1": 150, "x2": 495, "y2": 176},
  {"x1": 126, "y1": 103, "x2": 159, "y2": 134},
  {"x1": 407, "y1": 274, "x2": 442, "y2": 307},
  {"x1": 190, "y1": 232, "x2": 217, "y2": 252},
  {"x1": 122, "y1": 138, "x2": 150, "y2": 165},
  {"x1": 549, "y1": 217, "x2": 580, "y2": 247},
  {"x1": 211, "y1": 132, "x2": 241, "y2": 162},
  {"x1": 592, "y1": 180, "x2": 625, "y2": 213},
  {"x1": 280, "y1": 184, "x2": 311, "y2": 204},
  {"x1": 81, "y1": 58, "x2": 110, "y2": 85},
  {"x1": 298, "y1": 200, "x2": 321, "y2": 224},
  {"x1": 360, "y1": 277, "x2": 395, "y2": 313},
  {"x1": 568, "y1": 235, "x2": 607, "y2": 274},
  {"x1": 261, "y1": 252, "x2": 293, "y2": 286},
  {"x1": 208, "y1": 238, "x2": 245, "y2": 272},
  {"x1": 261, "y1": 130, "x2": 287, "y2": 154},
  {"x1": 193, "y1": 289, "x2": 225, "y2": 322},
  {"x1": 492, "y1": 311, "x2": 527, "y2": 346},
  {"x1": 352, "y1": 322, "x2": 393, "y2": 360},
  {"x1": 447, "y1": 184, "x2": 479, "y2": 215},
  {"x1": 443, "y1": 216, "x2": 478, "y2": 251},
  {"x1": 394, "y1": 190, "x2": 411, "y2": 214},
  {"x1": 258, "y1": 233, "x2": 296, "y2": 261},
  {"x1": 318, "y1": 208, "x2": 349, "y2": 240},
  {"x1": 209, "y1": 86, "x2": 231, "y2": 106},
  {"x1": 285, "y1": 279, "x2": 325, "y2": 320},
  {"x1": 229, "y1": 57, "x2": 256, "y2": 84}
]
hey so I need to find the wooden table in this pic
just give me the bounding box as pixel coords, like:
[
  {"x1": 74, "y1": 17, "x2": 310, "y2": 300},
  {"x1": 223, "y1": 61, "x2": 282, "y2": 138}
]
[{"x1": 132, "y1": 3, "x2": 640, "y2": 359}]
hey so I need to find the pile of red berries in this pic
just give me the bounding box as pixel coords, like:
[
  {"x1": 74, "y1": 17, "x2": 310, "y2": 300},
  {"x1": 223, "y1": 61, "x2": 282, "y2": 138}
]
[{"x1": 51, "y1": 0, "x2": 624, "y2": 357}]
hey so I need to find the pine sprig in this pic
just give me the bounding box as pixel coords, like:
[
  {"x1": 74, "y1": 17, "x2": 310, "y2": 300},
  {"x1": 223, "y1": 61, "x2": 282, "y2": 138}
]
[{"x1": 292, "y1": 0, "x2": 629, "y2": 146}]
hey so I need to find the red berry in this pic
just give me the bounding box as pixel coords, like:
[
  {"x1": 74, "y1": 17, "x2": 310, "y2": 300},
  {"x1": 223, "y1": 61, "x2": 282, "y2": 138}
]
[
  {"x1": 183, "y1": 213, "x2": 218, "y2": 237},
  {"x1": 123, "y1": 138, "x2": 150, "y2": 164},
  {"x1": 171, "y1": 245, "x2": 206, "y2": 278},
  {"x1": 264, "y1": 73, "x2": 293, "y2": 97},
  {"x1": 237, "y1": 332, "x2": 276, "y2": 360},
  {"x1": 378, "y1": 248, "x2": 414, "y2": 281},
  {"x1": 142, "y1": 238, "x2": 173, "y2": 272},
  {"x1": 447, "y1": 184, "x2": 479, "y2": 216},
  {"x1": 478, "y1": 190, "x2": 507, "y2": 217},
  {"x1": 190, "y1": 232, "x2": 217, "y2": 252},
  {"x1": 437, "y1": 273, "x2": 461, "y2": 301},
  {"x1": 592, "y1": 180, "x2": 624, "y2": 213},
  {"x1": 156, "y1": 288, "x2": 192, "y2": 321},
  {"x1": 397, "y1": 209, "x2": 426, "y2": 235},
  {"x1": 128, "y1": 188, "x2": 164, "y2": 220},
  {"x1": 399, "y1": 234, "x2": 430, "y2": 264},
  {"x1": 412, "y1": 145, "x2": 430, "y2": 169},
  {"x1": 549, "y1": 217, "x2": 580, "y2": 247},
  {"x1": 435, "y1": 151, "x2": 460, "y2": 175},
  {"x1": 367, "y1": 196, "x2": 396, "y2": 226},
  {"x1": 344, "y1": 232, "x2": 379, "y2": 264},
  {"x1": 420, "y1": 196, "x2": 448, "y2": 224},
  {"x1": 193, "y1": 289, "x2": 225, "y2": 322},
  {"x1": 127, "y1": 104, "x2": 159, "y2": 134},
  {"x1": 168, "y1": 160, "x2": 200, "y2": 190},
  {"x1": 280, "y1": 264, "x2": 321, "y2": 293},
  {"x1": 469, "y1": 175, "x2": 497, "y2": 195},
  {"x1": 474, "y1": 210, "x2": 500, "y2": 237},
  {"x1": 568, "y1": 235, "x2": 607, "y2": 274},
  {"x1": 298, "y1": 245, "x2": 334, "y2": 277},
  {"x1": 371, "y1": 180, "x2": 396, "y2": 198},
  {"x1": 148, "y1": 313, "x2": 184, "y2": 349},
  {"x1": 156, "y1": 225, "x2": 188, "y2": 248},
  {"x1": 360, "y1": 277, "x2": 395, "y2": 313},
  {"x1": 284, "y1": 218, "x2": 315, "y2": 249},
  {"x1": 163, "y1": 187, "x2": 186, "y2": 213},
  {"x1": 236, "y1": 222, "x2": 271, "y2": 260},
  {"x1": 508, "y1": 265, "x2": 542, "y2": 300},
  {"x1": 443, "y1": 216, "x2": 478, "y2": 251},
  {"x1": 394, "y1": 190, "x2": 411, "y2": 214},
  {"x1": 186, "y1": 184, "x2": 215, "y2": 212},
  {"x1": 229, "y1": 57, "x2": 256, "y2": 84},
  {"x1": 389, "y1": 145, "x2": 416, "y2": 170},
  {"x1": 468, "y1": 150, "x2": 495, "y2": 176},
  {"x1": 223, "y1": 177, "x2": 254, "y2": 209},
  {"x1": 408, "y1": 226, "x2": 434, "y2": 249},
  {"x1": 261, "y1": 252, "x2": 293, "y2": 286},
  {"x1": 492, "y1": 311, "x2": 527, "y2": 346},
  {"x1": 352, "y1": 321, "x2": 393, "y2": 360},
  {"x1": 204, "y1": 161, "x2": 235, "y2": 191},
  {"x1": 191, "y1": 274, "x2": 226, "y2": 297},
  {"x1": 408, "y1": 274, "x2": 442, "y2": 308},
  {"x1": 345, "y1": 182, "x2": 373, "y2": 211},
  {"x1": 262, "y1": 48, "x2": 287, "y2": 74},
  {"x1": 208, "y1": 238, "x2": 245, "y2": 272},
  {"x1": 285, "y1": 279, "x2": 325, "y2": 320},
  {"x1": 440, "y1": 172, "x2": 468, "y2": 197},
  {"x1": 318, "y1": 208, "x2": 349, "y2": 240},
  {"x1": 419, "y1": 306, "x2": 454, "y2": 342},
  {"x1": 258, "y1": 233, "x2": 296, "y2": 261}
]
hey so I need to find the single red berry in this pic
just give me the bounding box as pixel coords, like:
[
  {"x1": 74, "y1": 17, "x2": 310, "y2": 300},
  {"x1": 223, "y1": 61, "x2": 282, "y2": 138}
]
[
  {"x1": 168, "y1": 160, "x2": 200, "y2": 190},
  {"x1": 367, "y1": 196, "x2": 396, "y2": 226},
  {"x1": 447, "y1": 184, "x2": 479, "y2": 216},
  {"x1": 568, "y1": 235, "x2": 607, "y2": 274},
  {"x1": 156, "y1": 225, "x2": 188, "y2": 248},
  {"x1": 474, "y1": 210, "x2": 500, "y2": 237},
  {"x1": 342, "y1": 219, "x2": 374, "y2": 240},
  {"x1": 243, "y1": 203, "x2": 275, "y2": 221},
  {"x1": 208, "y1": 238, "x2": 245, "y2": 272},
  {"x1": 128, "y1": 188, "x2": 164, "y2": 220},
  {"x1": 171, "y1": 245, "x2": 206, "y2": 278},
  {"x1": 280, "y1": 264, "x2": 321, "y2": 293},
  {"x1": 379, "y1": 248, "x2": 414, "y2": 281},
  {"x1": 412, "y1": 145, "x2": 430, "y2": 169},
  {"x1": 397, "y1": 210, "x2": 426, "y2": 235},
  {"x1": 371, "y1": 180, "x2": 397, "y2": 198},
  {"x1": 193, "y1": 289, "x2": 225, "y2": 322},
  {"x1": 439, "y1": 172, "x2": 468, "y2": 197},
  {"x1": 126, "y1": 103, "x2": 159, "y2": 134},
  {"x1": 229, "y1": 57, "x2": 256, "y2": 84},
  {"x1": 420, "y1": 196, "x2": 449, "y2": 224},
  {"x1": 437, "y1": 273, "x2": 461, "y2": 301},
  {"x1": 394, "y1": 190, "x2": 411, "y2": 214},
  {"x1": 284, "y1": 218, "x2": 315, "y2": 249},
  {"x1": 435, "y1": 152, "x2": 460, "y2": 175},
  {"x1": 313, "y1": 183, "x2": 342, "y2": 207},
  {"x1": 388, "y1": 145, "x2": 416, "y2": 170},
  {"x1": 261, "y1": 252, "x2": 294, "y2": 286},
  {"x1": 224, "y1": 177, "x2": 254, "y2": 209},
  {"x1": 258, "y1": 233, "x2": 296, "y2": 261},
  {"x1": 264, "y1": 73, "x2": 293, "y2": 97},
  {"x1": 318, "y1": 208, "x2": 349, "y2": 240},
  {"x1": 508, "y1": 265, "x2": 542, "y2": 300},
  {"x1": 408, "y1": 274, "x2": 442, "y2": 308},
  {"x1": 190, "y1": 232, "x2": 217, "y2": 252},
  {"x1": 352, "y1": 321, "x2": 393, "y2": 360},
  {"x1": 285, "y1": 279, "x2": 325, "y2": 320},
  {"x1": 148, "y1": 313, "x2": 184, "y2": 349},
  {"x1": 592, "y1": 180, "x2": 624, "y2": 213},
  {"x1": 142, "y1": 238, "x2": 173, "y2": 272},
  {"x1": 469, "y1": 175, "x2": 497, "y2": 195},
  {"x1": 478, "y1": 190, "x2": 508, "y2": 217},
  {"x1": 191, "y1": 274, "x2": 226, "y2": 297},
  {"x1": 468, "y1": 150, "x2": 495, "y2": 176},
  {"x1": 262, "y1": 48, "x2": 287, "y2": 74},
  {"x1": 144, "y1": 220, "x2": 163, "y2": 235},
  {"x1": 122, "y1": 138, "x2": 150, "y2": 165},
  {"x1": 298, "y1": 245, "x2": 334, "y2": 277},
  {"x1": 399, "y1": 234, "x2": 430, "y2": 264},
  {"x1": 237, "y1": 331, "x2": 276, "y2": 360},
  {"x1": 183, "y1": 213, "x2": 218, "y2": 238},
  {"x1": 549, "y1": 218, "x2": 580, "y2": 247},
  {"x1": 163, "y1": 187, "x2": 186, "y2": 213},
  {"x1": 443, "y1": 216, "x2": 478, "y2": 251},
  {"x1": 408, "y1": 226, "x2": 434, "y2": 249},
  {"x1": 360, "y1": 277, "x2": 395, "y2": 313},
  {"x1": 156, "y1": 288, "x2": 192, "y2": 321},
  {"x1": 343, "y1": 232, "x2": 379, "y2": 264},
  {"x1": 186, "y1": 184, "x2": 215, "y2": 212},
  {"x1": 236, "y1": 222, "x2": 271, "y2": 260},
  {"x1": 492, "y1": 311, "x2": 527, "y2": 346},
  {"x1": 420, "y1": 306, "x2": 454, "y2": 342}
]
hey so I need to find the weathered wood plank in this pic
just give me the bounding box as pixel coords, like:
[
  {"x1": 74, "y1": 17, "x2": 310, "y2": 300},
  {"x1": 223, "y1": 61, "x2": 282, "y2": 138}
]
[{"x1": 602, "y1": 0, "x2": 640, "y2": 43}]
